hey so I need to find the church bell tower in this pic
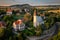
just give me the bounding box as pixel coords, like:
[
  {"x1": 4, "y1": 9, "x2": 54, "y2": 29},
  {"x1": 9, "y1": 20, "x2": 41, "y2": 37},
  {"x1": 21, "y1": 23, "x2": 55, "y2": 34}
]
[{"x1": 33, "y1": 10, "x2": 37, "y2": 27}]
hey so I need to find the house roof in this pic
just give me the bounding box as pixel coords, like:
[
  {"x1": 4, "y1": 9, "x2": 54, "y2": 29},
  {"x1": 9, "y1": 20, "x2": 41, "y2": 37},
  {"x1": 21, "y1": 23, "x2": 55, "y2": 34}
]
[
  {"x1": 7, "y1": 8, "x2": 12, "y2": 12},
  {"x1": 0, "y1": 21, "x2": 6, "y2": 27}
]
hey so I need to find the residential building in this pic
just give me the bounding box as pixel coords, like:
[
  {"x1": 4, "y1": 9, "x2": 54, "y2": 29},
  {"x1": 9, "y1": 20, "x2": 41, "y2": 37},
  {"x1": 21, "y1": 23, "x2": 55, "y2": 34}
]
[{"x1": 13, "y1": 19, "x2": 25, "y2": 32}]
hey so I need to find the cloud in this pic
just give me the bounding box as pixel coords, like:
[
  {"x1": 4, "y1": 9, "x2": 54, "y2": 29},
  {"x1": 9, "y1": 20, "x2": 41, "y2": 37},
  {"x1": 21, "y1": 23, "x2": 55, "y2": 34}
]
[{"x1": 0, "y1": 0, "x2": 60, "y2": 6}]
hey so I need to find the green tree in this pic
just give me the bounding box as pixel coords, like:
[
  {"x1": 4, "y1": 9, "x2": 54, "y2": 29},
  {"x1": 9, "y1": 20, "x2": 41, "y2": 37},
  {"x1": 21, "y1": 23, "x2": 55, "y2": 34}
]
[{"x1": 35, "y1": 25, "x2": 42, "y2": 36}]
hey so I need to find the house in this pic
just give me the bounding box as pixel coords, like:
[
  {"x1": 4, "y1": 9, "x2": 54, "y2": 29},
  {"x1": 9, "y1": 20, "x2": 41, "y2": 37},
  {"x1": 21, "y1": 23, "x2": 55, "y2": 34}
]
[
  {"x1": 13, "y1": 19, "x2": 25, "y2": 32},
  {"x1": 0, "y1": 21, "x2": 6, "y2": 28},
  {"x1": 6, "y1": 8, "x2": 12, "y2": 15}
]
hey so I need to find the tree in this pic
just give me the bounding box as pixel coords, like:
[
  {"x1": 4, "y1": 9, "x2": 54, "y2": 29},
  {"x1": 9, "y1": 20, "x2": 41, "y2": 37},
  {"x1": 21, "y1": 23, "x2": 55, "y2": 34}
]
[
  {"x1": 35, "y1": 25, "x2": 42, "y2": 36},
  {"x1": 0, "y1": 27, "x2": 5, "y2": 37}
]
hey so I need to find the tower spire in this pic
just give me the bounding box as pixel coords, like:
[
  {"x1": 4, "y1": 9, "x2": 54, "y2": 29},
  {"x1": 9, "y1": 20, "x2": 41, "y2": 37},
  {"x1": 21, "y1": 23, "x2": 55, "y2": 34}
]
[{"x1": 33, "y1": 10, "x2": 36, "y2": 16}]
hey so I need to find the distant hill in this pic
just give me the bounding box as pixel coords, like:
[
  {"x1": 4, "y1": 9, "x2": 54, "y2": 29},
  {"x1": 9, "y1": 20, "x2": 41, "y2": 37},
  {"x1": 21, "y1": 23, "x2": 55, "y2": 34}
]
[
  {"x1": 10, "y1": 4, "x2": 32, "y2": 9},
  {"x1": 10, "y1": 4, "x2": 30, "y2": 7},
  {"x1": 33, "y1": 5, "x2": 60, "y2": 7},
  {"x1": 0, "y1": 4, "x2": 60, "y2": 11},
  {"x1": 0, "y1": 4, "x2": 60, "y2": 7}
]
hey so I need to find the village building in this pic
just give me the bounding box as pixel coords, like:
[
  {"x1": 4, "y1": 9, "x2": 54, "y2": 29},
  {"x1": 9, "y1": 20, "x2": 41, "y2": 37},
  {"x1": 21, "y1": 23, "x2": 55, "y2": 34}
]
[
  {"x1": 6, "y1": 8, "x2": 12, "y2": 15},
  {"x1": 0, "y1": 21, "x2": 6, "y2": 28},
  {"x1": 13, "y1": 19, "x2": 25, "y2": 33},
  {"x1": 33, "y1": 10, "x2": 44, "y2": 27}
]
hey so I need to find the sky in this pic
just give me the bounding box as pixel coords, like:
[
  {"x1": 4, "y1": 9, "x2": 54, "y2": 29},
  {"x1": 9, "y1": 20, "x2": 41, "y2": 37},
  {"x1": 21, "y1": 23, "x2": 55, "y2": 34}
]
[{"x1": 0, "y1": 0, "x2": 60, "y2": 6}]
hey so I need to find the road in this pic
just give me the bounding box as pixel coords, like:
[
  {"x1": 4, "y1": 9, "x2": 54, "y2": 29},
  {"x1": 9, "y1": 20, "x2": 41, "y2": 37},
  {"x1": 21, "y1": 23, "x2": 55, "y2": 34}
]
[{"x1": 27, "y1": 22, "x2": 60, "y2": 40}]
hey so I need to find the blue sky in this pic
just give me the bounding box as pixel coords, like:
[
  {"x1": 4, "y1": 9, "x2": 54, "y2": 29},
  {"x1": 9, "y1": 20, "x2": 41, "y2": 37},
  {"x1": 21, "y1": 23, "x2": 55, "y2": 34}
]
[{"x1": 0, "y1": 0, "x2": 60, "y2": 6}]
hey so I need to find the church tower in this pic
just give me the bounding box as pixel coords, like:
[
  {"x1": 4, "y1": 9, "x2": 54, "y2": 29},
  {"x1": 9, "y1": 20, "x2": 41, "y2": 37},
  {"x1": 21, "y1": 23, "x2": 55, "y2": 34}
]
[{"x1": 33, "y1": 10, "x2": 37, "y2": 27}]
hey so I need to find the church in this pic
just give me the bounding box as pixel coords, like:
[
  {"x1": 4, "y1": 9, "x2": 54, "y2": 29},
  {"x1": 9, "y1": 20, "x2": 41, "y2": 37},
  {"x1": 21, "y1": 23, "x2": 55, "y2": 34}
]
[{"x1": 33, "y1": 10, "x2": 44, "y2": 27}]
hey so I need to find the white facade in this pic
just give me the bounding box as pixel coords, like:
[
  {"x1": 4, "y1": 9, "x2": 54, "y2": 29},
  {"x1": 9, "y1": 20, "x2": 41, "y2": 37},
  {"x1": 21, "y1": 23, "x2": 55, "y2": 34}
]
[
  {"x1": 7, "y1": 12, "x2": 12, "y2": 15},
  {"x1": 13, "y1": 19, "x2": 25, "y2": 32},
  {"x1": 13, "y1": 22, "x2": 25, "y2": 31}
]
